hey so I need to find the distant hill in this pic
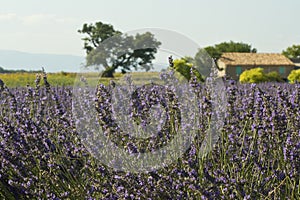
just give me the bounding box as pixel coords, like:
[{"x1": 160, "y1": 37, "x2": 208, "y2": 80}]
[
  {"x1": 0, "y1": 49, "x2": 169, "y2": 73},
  {"x1": 0, "y1": 50, "x2": 85, "y2": 72}
]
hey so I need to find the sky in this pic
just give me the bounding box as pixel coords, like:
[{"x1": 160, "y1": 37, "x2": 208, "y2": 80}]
[{"x1": 1, "y1": 0, "x2": 300, "y2": 57}]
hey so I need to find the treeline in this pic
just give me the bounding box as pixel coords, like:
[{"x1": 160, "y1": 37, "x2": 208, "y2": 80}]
[{"x1": 0, "y1": 66, "x2": 42, "y2": 74}]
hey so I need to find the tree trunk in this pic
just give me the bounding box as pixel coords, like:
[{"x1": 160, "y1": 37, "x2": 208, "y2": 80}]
[{"x1": 101, "y1": 66, "x2": 116, "y2": 78}]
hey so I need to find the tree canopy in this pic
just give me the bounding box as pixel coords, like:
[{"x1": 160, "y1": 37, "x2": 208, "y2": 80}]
[
  {"x1": 78, "y1": 21, "x2": 161, "y2": 77},
  {"x1": 282, "y1": 44, "x2": 300, "y2": 59},
  {"x1": 169, "y1": 57, "x2": 204, "y2": 82},
  {"x1": 204, "y1": 41, "x2": 257, "y2": 60},
  {"x1": 193, "y1": 49, "x2": 216, "y2": 76},
  {"x1": 166, "y1": 47, "x2": 217, "y2": 81}
]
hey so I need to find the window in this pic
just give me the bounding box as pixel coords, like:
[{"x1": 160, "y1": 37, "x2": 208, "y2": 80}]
[
  {"x1": 236, "y1": 66, "x2": 242, "y2": 75},
  {"x1": 279, "y1": 67, "x2": 285, "y2": 74}
]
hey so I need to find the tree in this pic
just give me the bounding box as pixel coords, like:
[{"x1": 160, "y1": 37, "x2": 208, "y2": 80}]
[
  {"x1": 282, "y1": 44, "x2": 300, "y2": 59},
  {"x1": 78, "y1": 22, "x2": 161, "y2": 77},
  {"x1": 193, "y1": 48, "x2": 216, "y2": 77},
  {"x1": 0, "y1": 67, "x2": 6, "y2": 73},
  {"x1": 174, "y1": 49, "x2": 217, "y2": 79},
  {"x1": 170, "y1": 58, "x2": 204, "y2": 82},
  {"x1": 288, "y1": 69, "x2": 300, "y2": 83},
  {"x1": 239, "y1": 68, "x2": 283, "y2": 83},
  {"x1": 204, "y1": 41, "x2": 257, "y2": 60}
]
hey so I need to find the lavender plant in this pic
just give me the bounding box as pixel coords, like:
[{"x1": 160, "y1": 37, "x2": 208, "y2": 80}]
[{"x1": 0, "y1": 70, "x2": 299, "y2": 199}]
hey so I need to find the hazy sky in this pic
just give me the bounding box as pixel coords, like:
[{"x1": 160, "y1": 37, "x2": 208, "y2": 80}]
[{"x1": 1, "y1": 0, "x2": 299, "y2": 56}]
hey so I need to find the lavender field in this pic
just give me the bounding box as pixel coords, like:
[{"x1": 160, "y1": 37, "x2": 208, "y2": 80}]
[{"x1": 0, "y1": 72, "x2": 299, "y2": 199}]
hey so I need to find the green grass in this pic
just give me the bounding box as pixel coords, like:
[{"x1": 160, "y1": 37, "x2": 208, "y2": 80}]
[
  {"x1": 0, "y1": 71, "x2": 162, "y2": 87},
  {"x1": 0, "y1": 72, "x2": 77, "y2": 87}
]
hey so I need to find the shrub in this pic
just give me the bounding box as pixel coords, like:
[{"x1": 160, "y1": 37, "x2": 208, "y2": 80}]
[
  {"x1": 288, "y1": 69, "x2": 300, "y2": 83},
  {"x1": 240, "y1": 68, "x2": 283, "y2": 83},
  {"x1": 172, "y1": 58, "x2": 204, "y2": 82},
  {"x1": 239, "y1": 68, "x2": 268, "y2": 83},
  {"x1": 265, "y1": 71, "x2": 284, "y2": 82}
]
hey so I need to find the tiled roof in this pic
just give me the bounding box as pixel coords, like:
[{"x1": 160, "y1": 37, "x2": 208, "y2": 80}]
[{"x1": 218, "y1": 53, "x2": 295, "y2": 66}]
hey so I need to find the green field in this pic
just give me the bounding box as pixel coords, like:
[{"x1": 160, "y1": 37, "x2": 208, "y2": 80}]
[
  {"x1": 0, "y1": 72, "x2": 77, "y2": 87},
  {"x1": 0, "y1": 71, "x2": 162, "y2": 87}
]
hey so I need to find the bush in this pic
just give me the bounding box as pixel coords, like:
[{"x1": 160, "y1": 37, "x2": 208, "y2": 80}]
[
  {"x1": 172, "y1": 58, "x2": 204, "y2": 82},
  {"x1": 288, "y1": 69, "x2": 300, "y2": 83},
  {"x1": 265, "y1": 71, "x2": 284, "y2": 82},
  {"x1": 239, "y1": 68, "x2": 267, "y2": 83},
  {"x1": 239, "y1": 68, "x2": 283, "y2": 83}
]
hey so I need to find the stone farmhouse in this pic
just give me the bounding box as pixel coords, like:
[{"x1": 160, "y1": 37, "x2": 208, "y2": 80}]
[{"x1": 217, "y1": 53, "x2": 295, "y2": 81}]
